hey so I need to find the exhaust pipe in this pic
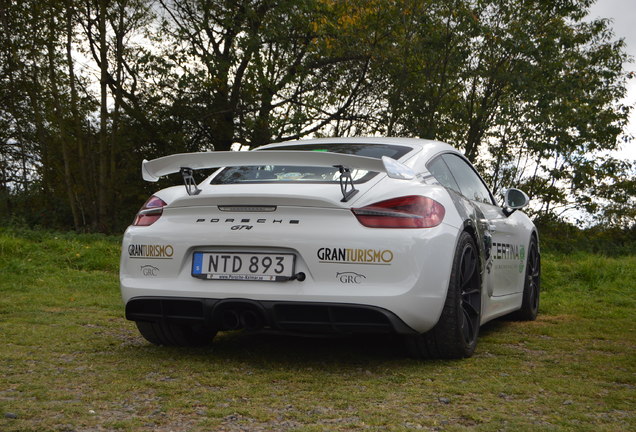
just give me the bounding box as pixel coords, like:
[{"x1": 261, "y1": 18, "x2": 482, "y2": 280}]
[
  {"x1": 221, "y1": 309, "x2": 241, "y2": 330},
  {"x1": 240, "y1": 310, "x2": 263, "y2": 331}
]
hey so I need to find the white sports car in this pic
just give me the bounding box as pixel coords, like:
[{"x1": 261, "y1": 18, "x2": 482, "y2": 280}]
[{"x1": 120, "y1": 137, "x2": 540, "y2": 358}]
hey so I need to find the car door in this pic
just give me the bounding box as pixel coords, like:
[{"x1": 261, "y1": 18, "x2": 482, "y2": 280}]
[{"x1": 434, "y1": 153, "x2": 524, "y2": 297}]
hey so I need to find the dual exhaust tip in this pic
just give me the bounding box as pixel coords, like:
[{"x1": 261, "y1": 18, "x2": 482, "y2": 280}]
[{"x1": 220, "y1": 308, "x2": 264, "y2": 331}]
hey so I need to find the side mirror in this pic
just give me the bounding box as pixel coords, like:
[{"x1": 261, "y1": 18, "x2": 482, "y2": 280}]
[{"x1": 502, "y1": 188, "x2": 530, "y2": 216}]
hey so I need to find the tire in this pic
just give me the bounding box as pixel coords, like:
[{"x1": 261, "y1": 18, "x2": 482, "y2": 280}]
[
  {"x1": 405, "y1": 231, "x2": 482, "y2": 359},
  {"x1": 510, "y1": 235, "x2": 540, "y2": 321},
  {"x1": 135, "y1": 321, "x2": 216, "y2": 347}
]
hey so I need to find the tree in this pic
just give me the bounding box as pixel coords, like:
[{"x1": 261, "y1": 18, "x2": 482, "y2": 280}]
[
  {"x1": 0, "y1": 0, "x2": 632, "y2": 232},
  {"x1": 150, "y1": 0, "x2": 380, "y2": 150},
  {"x1": 362, "y1": 0, "x2": 632, "y2": 223}
]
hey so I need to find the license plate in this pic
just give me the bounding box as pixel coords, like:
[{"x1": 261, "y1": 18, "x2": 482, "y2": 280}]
[{"x1": 192, "y1": 252, "x2": 295, "y2": 281}]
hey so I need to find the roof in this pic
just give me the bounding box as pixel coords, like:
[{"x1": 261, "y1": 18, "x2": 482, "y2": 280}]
[{"x1": 256, "y1": 137, "x2": 460, "y2": 162}]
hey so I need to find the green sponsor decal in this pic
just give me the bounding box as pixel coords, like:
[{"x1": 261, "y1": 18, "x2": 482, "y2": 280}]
[{"x1": 492, "y1": 242, "x2": 526, "y2": 273}]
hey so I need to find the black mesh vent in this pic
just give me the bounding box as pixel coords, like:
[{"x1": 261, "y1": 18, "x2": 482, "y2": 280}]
[{"x1": 273, "y1": 304, "x2": 392, "y2": 333}]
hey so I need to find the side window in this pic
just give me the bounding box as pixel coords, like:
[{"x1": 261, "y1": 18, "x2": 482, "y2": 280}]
[
  {"x1": 427, "y1": 156, "x2": 460, "y2": 194},
  {"x1": 441, "y1": 154, "x2": 494, "y2": 205}
]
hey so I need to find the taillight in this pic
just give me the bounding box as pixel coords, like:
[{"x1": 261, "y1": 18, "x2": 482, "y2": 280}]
[
  {"x1": 352, "y1": 195, "x2": 445, "y2": 228},
  {"x1": 133, "y1": 196, "x2": 167, "y2": 226}
]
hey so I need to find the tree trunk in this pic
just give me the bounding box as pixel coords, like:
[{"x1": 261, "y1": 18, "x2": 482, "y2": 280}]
[
  {"x1": 110, "y1": 0, "x2": 127, "y2": 225},
  {"x1": 66, "y1": 0, "x2": 88, "y2": 226},
  {"x1": 97, "y1": 0, "x2": 109, "y2": 231},
  {"x1": 48, "y1": 8, "x2": 81, "y2": 230}
]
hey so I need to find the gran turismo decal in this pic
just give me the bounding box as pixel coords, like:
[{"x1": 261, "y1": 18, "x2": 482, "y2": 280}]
[
  {"x1": 317, "y1": 247, "x2": 393, "y2": 265},
  {"x1": 128, "y1": 244, "x2": 174, "y2": 259},
  {"x1": 337, "y1": 272, "x2": 366, "y2": 284},
  {"x1": 141, "y1": 265, "x2": 159, "y2": 277}
]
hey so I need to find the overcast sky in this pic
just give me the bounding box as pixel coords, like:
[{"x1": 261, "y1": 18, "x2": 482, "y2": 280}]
[{"x1": 587, "y1": 0, "x2": 636, "y2": 160}]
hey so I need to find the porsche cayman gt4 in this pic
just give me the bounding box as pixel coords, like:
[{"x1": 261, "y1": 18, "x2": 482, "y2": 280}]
[{"x1": 120, "y1": 137, "x2": 540, "y2": 358}]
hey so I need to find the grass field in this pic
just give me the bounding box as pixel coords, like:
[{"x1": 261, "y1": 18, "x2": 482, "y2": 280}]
[{"x1": 0, "y1": 228, "x2": 634, "y2": 431}]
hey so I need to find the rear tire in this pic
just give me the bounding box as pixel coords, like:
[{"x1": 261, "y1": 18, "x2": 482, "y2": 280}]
[
  {"x1": 405, "y1": 231, "x2": 482, "y2": 359},
  {"x1": 135, "y1": 321, "x2": 216, "y2": 347},
  {"x1": 510, "y1": 236, "x2": 540, "y2": 321}
]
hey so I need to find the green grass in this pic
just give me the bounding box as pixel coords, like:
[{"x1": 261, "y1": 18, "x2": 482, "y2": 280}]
[{"x1": 0, "y1": 227, "x2": 634, "y2": 431}]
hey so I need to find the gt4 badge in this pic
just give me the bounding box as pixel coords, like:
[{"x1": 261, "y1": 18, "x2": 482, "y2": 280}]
[
  {"x1": 231, "y1": 225, "x2": 253, "y2": 230},
  {"x1": 337, "y1": 272, "x2": 366, "y2": 284}
]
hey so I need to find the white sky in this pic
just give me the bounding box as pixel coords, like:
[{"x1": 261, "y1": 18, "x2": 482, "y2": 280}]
[{"x1": 588, "y1": 0, "x2": 636, "y2": 162}]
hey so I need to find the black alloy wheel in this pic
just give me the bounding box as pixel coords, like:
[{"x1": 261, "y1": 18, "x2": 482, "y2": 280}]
[
  {"x1": 459, "y1": 240, "x2": 481, "y2": 348},
  {"x1": 511, "y1": 236, "x2": 540, "y2": 321}
]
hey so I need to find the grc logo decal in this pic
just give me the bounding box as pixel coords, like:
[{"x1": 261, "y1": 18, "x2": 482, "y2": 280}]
[
  {"x1": 128, "y1": 244, "x2": 174, "y2": 259},
  {"x1": 141, "y1": 265, "x2": 159, "y2": 277},
  {"x1": 337, "y1": 272, "x2": 366, "y2": 284},
  {"x1": 317, "y1": 247, "x2": 393, "y2": 265}
]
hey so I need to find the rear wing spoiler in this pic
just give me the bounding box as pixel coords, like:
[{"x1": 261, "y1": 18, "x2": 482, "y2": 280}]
[
  {"x1": 142, "y1": 151, "x2": 414, "y2": 182},
  {"x1": 141, "y1": 150, "x2": 415, "y2": 202}
]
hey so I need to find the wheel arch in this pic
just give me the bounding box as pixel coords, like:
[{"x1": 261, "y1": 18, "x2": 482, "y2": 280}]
[
  {"x1": 459, "y1": 218, "x2": 488, "y2": 278},
  {"x1": 461, "y1": 219, "x2": 479, "y2": 244},
  {"x1": 459, "y1": 218, "x2": 490, "y2": 316},
  {"x1": 531, "y1": 228, "x2": 540, "y2": 253}
]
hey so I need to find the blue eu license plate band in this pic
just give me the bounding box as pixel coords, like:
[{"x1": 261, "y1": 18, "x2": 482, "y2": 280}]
[{"x1": 192, "y1": 252, "x2": 204, "y2": 275}]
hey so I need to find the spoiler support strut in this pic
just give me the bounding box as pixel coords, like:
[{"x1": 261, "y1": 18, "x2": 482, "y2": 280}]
[
  {"x1": 334, "y1": 165, "x2": 358, "y2": 202},
  {"x1": 180, "y1": 167, "x2": 201, "y2": 196}
]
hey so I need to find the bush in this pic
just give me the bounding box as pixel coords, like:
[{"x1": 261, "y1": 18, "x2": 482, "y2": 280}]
[{"x1": 535, "y1": 217, "x2": 636, "y2": 256}]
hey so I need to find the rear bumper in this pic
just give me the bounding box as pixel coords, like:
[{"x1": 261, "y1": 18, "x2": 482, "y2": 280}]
[
  {"x1": 126, "y1": 296, "x2": 418, "y2": 335},
  {"x1": 120, "y1": 206, "x2": 460, "y2": 333}
]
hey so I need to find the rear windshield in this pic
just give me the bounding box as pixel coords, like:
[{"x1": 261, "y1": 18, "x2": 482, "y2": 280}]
[{"x1": 210, "y1": 143, "x2": 412, "y2": 185}]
